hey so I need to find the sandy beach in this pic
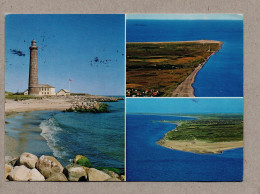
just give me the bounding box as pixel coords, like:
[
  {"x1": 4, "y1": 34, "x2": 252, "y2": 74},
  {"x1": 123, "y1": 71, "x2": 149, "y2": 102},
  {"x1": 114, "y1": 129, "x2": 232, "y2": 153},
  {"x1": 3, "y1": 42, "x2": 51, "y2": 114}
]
[
  {"x1": 172, "y1": 40, "x2": 223, "y2": 97},
  {"x1": 5, "y1": 98, "x2": 72, "y2": 114},
  {"x1": 157, "y1": 139, "x2": 243, "y2": 154}
]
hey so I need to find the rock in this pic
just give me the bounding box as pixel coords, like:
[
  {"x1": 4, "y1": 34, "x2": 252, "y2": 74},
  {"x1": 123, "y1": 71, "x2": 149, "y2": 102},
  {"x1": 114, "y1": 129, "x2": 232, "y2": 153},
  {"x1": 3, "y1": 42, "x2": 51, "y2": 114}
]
[
  {"x1": 63, "y1": 164, "x2": 87, "y2": 181},
  {"x1": 77, "y1": 157, "x2": 91, "y2": 168},
  {"x1": 5, "y1": 156, "x2": 18, "y2": 166},
  {"x1": 73, "y1": 155, "x2": 84, "y2": 163},
  {"x1": 46, "y1": 173, "x2": 68, "y2": 181},
  {"x1": 104, "y1": 170, "x2": 119, "y2": 178},
  {"x1": 120, "y1": 175, "x2": 125, "y2": 181},
  {"x1": 36, "y1": 155, "x2": 63, "y2": 178},
  {"x1": 9, "y1": 165, "x2": 31, "y2": 181},
  {"x1": 105, "y1": 177, "x2": 121, "y2": 181},
  {"x1": 29, "y1": 169, "x2": 45, "y2": 181},
  {"x1": 88, "y1": 168, "x2": 111, "y2": 181},
  {"x1": 10, "y1": 158, "x2": 19, "y2": 167},
  {"x1": 19, "y1": 152, "x2": 38, "y2": 169},
  {"x1": 5, "y1": 164, "x2": 13, "y2": 179}
]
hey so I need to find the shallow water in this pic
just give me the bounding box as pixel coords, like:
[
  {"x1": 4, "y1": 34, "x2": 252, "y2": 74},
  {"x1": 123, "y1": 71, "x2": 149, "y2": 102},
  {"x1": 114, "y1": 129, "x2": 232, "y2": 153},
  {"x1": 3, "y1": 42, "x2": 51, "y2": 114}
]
[
  {"x1": 127, "y1": 20, "x2": 243, "y2": 97},
  {"x1": 5, "y1": 100, "x2": 125, "y2": 172},
  {"x1": 126, "y1": 114, "x2": 243, "y2": 181}
]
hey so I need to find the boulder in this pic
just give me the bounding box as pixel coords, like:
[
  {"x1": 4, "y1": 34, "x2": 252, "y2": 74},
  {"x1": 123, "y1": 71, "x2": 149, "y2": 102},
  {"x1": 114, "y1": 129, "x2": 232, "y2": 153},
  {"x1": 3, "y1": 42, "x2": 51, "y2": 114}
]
[
  {"x1": 120, "y1": 175, "x2": 125, "y2": 181},
  {"x1": 63, "y1": 164, "x2": 87, "y2": 181},
  {"x1": 103, "y1": 170, "x2": 119, "y2": 178},
  {"x1": 105, "y1": 177, "x2": 121, "y2": 181},
  {"x1": 87, "y1": 168, "x2": 111, "y2": 181},
  {"x1": 19, "y1": 152, "x2": 38, "y2": 169},
  {"x1": 73, "y1": 155, "x2": 84, "y2": 163},
  {"x1": 36, "y1": 155, "x2": 63, "y2": 178},
  {"x1": 5, "y1": 156, "x2": 18, "y2": 166},
  {"x1": 73, "y1": 155, "x2": 91, "y2": 168},
  {"x1": 8, "y1": 165, "x2": 31, "y2": 181},
  {"x1": 46, "y1": 173, "x2": 68, "y2": 182},
  {"x1": 29, "y1": 169, "x2": 45, "y2": 181},
  {"x1": 5, "y1": 164, "x2": 13, "y2": 179},
  {"x1": 10, "y1": 158, "x2": 19, "y2": 167}
]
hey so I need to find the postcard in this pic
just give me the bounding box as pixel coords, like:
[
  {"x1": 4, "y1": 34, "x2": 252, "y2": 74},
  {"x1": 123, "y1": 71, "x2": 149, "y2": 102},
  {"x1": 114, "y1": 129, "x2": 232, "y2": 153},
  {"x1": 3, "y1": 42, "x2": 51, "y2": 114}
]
[{"x1": 4, "y1": 14, "x2": 243, "y2": 182}]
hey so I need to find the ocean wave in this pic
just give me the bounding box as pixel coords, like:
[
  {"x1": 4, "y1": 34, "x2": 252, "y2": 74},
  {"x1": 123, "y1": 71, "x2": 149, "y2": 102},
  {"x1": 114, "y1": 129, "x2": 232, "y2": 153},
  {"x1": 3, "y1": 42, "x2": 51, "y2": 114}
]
[{"x1": 39, "y1": 117, "x2": 68, "y2": 159}]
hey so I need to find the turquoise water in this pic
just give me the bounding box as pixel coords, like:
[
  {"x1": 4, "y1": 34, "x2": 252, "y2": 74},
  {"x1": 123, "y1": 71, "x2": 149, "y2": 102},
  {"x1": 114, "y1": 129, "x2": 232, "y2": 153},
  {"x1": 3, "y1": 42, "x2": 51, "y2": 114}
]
[
  {"x1": 126, "y1": 114, "x2": 243, "y2": 181},
  {"x1": 127, "y1": 20, "x2": 243, "y2": 97},
  {"x1": 5, "y1": 100, "x2": 125, "y2": 172}
]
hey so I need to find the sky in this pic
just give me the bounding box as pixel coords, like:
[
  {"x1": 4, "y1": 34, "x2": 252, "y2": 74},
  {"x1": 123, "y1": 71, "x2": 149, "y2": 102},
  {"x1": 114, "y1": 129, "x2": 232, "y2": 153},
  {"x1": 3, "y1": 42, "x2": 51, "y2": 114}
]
[
  {"x1": 126, "y1": 14, "x2": 243, "y2": 20},
  {"x1": 5, "y1": 14, "x2": 125, "y2": 96},
  {"x1": 126, "y1": 98, "x2": 243, "y2": 114}
]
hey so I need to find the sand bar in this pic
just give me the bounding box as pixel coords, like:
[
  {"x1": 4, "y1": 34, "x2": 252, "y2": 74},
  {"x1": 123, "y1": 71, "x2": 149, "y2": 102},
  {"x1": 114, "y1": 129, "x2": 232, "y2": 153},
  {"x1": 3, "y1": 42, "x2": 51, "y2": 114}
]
[{"x1": 157, "y1": 139, "x2": 243, "y2": 154}]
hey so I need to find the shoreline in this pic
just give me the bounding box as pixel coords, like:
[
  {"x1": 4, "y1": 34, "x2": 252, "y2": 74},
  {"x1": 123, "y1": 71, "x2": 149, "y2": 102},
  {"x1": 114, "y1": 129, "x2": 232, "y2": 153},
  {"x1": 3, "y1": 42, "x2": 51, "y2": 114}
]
[
  {"x1": 5, "y1": 95, "x2": 123, "y2": 114},
  {"x1": 157, "y1": 118, "x2": 243, "y2": 154},
  {"x1": 157, "y1": 139, "x2": 243, "y2": 154},
  {"x1": 172, "y1": 41, "x2": 223, "y2": 97},
  {"x1": 5, "y1": 135, "x2": 20, "y2": 158}
]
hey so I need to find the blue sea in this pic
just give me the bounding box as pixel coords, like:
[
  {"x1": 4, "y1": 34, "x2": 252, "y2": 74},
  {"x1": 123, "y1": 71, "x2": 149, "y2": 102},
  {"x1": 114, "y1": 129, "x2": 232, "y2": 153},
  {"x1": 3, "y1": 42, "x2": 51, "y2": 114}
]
[
  {"x1": 5, "y1": 100, "x2": 125, "y2": 173},
  {"x1": 126, "y1": 114, "x2": 243, "y2": 181},
  {"x1": 127, "y1": 20, "x2": 243, "y2": 97}
]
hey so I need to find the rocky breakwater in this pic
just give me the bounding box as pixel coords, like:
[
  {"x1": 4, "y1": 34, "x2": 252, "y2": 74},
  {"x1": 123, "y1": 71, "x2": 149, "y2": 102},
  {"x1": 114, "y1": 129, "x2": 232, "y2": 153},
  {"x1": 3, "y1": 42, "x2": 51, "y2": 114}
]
[
  {"x1": 65, "y1": 96, "x2": 123, "y2": 113},
  {"x1": 5, "y1": 153, "x2": 125, "y2": 182},
  {"x1": 65, "y1": 101, "x2": 109, "y2": 113}
]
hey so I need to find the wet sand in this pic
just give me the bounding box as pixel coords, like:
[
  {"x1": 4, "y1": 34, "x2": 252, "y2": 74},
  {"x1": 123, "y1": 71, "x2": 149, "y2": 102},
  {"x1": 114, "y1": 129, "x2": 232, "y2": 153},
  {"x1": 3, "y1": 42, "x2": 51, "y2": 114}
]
[
  {"x1": 5, "y1": 135, "x2": 19, "y2": 157},
  {"x1": 157, "y1": 139, "x2": 243, "y2": 154}
]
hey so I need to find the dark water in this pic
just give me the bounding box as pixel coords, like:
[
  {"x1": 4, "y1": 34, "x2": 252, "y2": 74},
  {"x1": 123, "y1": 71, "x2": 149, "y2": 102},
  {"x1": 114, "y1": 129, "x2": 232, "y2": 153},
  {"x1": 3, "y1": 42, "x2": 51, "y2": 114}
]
[
  {"x1": 127, "y1": 20, "x2": 243, "y2": 97},
  {"x1": 5, "y1": 100, "x2": 125, "y2": 172},
  {"x1": 126, "y1": 114, "x2": 243, "y2": 181}
]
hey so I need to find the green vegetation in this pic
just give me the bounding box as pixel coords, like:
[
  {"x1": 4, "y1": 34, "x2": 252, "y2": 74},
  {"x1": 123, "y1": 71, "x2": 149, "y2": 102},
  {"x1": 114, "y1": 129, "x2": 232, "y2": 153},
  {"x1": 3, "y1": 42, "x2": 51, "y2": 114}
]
[
  {"x1": 164, "y1": 115, "x2": 243, "y2": 143},
  {"x1": 126, "y1": 41, "x2": 222, "y2": 96},
  {"x1": 76, "y1": 156, "x2": 92, "y2": 168},
  {"x1": 95, "y1": 167, "x2": 121, "y2": 175},
  {"x1": 5, "y1": 92, "x2": 41, "y2": 101}
]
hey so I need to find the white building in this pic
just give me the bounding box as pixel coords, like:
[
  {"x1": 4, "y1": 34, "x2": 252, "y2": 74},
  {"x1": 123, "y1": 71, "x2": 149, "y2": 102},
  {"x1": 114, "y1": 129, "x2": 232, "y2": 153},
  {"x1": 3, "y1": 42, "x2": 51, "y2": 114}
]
[
  {"x1": 38, "y1": 84, "x2": 56, "y2": 96},
  {"x1": 24, "y1": 89, "x2": 28, "y2": 95},
  {"x1": 24, "y1": 84, "x2": 56, "y2": 96},
  {"x1": 56, "y1": 89, "x2": 70, "y2": 96}
]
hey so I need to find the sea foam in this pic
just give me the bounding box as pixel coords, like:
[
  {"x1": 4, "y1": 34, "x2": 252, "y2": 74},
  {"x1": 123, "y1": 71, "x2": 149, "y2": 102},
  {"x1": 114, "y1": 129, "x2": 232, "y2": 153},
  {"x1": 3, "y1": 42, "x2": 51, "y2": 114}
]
[{"x1": 39, "y1": 117, "x2": 68, "y2": 159}]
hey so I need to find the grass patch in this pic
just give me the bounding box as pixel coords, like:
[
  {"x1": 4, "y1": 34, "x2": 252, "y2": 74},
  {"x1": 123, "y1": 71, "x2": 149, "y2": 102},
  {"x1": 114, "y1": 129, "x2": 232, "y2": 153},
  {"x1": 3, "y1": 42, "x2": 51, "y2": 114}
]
[
  {"x1": 165, "y1": 115, "x2": 243, "y2": 143},
  {"x1": 5, "y1": 93, "x2": 41, "y2": 101}
]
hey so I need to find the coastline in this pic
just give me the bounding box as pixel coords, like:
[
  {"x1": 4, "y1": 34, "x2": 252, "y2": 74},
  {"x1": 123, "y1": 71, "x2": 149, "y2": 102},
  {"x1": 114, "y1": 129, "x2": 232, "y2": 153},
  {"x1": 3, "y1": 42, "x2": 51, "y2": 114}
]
[
  {"x1": 5, "y1": 95, "x2": 123, "y2": 114},
  {"x1": 157, "y1": 117, "x2": 243, "y2": 154},
  {"x1": 157, "y1": 139, "x2": 243, "y2": 154},
  {"x1": 172, "y1": 41, "x2": 223, "y2": 97}
]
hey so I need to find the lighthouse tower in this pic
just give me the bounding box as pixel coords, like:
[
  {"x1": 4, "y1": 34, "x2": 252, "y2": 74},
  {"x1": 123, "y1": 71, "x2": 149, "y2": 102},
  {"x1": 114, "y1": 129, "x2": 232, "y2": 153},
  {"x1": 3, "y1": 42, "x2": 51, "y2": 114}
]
[{"x1": 28, "y1": 40, "x2": 39, "y2": 95}]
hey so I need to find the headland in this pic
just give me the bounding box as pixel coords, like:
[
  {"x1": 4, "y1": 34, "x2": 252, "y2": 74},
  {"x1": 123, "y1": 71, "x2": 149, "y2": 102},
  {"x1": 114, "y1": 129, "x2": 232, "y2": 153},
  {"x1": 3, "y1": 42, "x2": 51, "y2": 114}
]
[{"x1": 157, "y1": 114, "x2": 243, "y2": 154}]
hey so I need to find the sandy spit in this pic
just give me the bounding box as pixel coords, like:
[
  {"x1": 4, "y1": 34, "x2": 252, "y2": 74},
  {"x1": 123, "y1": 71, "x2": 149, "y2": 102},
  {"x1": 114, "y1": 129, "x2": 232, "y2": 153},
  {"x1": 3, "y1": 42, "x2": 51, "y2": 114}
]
[{"x1": 157, "y1": 139, "x2": 243, "y2": 154}]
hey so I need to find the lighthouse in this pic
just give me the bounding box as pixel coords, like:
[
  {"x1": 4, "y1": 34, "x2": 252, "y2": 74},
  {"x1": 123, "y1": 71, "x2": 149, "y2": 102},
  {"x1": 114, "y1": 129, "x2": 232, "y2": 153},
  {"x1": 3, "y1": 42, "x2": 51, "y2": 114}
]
[{"x1": 28, "y1": 40, "x2": 39, "y2": 95}]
